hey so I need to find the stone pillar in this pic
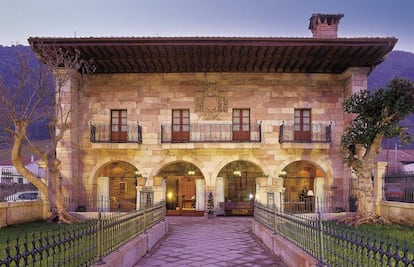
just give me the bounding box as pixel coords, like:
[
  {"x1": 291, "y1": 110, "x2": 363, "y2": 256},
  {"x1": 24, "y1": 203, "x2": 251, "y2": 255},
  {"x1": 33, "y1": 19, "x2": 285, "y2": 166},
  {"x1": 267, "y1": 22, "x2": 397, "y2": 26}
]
[
  {"x1": 136, "y1": 187, "x2": 143, "y2": 210},
  {"x1": 161, "y1": 179, "x2": 166, "y2": 202},
  {"x1": 215, "y1": 177, "x2": 225, "y2": 215},
  {"x1": 195, "y1": 179, "x2": 206, "y2": 211},
  {"x1": 374, "y1": 162, "x2": 388, "y2": 214},
  {"x1": 54, "y1": 69, "x2": 82, "y2": 201},
  {"x1": 314, "y1": 177, "x2": 324, "y2": 212},
  {"x1": 136, "y1": 177, "x2": 147, "y2": 210},
  {"x1": 152, "y1": 176, "x2": 165, "y2": 204},
  {"x1": 263, "y1": 177, "x2": 285, "y2": 210},
  {"x1": 272, "y1": 177, "x2": 285, "y2": 210},
  {"x1": 255, "y1": 177, "x2": 269, "y2": 205},
  {"x1": 97, "y1": 177, "x2": 109, "y2": 211}
]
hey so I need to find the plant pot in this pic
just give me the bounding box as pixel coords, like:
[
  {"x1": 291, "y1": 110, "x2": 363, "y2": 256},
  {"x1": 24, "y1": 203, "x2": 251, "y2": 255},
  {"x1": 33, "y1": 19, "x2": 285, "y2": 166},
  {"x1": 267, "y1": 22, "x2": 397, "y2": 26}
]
[{"x1": 204, "y1": 212, "x2": 215, "y2": 219}]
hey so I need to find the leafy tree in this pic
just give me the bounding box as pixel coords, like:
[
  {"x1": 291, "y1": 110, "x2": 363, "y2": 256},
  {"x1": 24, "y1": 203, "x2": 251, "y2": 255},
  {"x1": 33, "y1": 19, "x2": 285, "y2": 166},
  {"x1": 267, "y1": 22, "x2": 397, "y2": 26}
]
[
  {"x1": 341, "y1": 78, "x2": 414, "y2": 225},
  {"x1": 0, "y1": 45, "x2": 94, "y2": 223}
]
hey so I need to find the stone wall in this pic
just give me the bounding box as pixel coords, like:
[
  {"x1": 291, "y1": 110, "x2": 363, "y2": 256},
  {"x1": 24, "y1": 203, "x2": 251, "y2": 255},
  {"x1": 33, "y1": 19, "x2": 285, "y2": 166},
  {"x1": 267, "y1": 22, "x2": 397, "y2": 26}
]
[
  {"x1": 378, "y1": 201, "x2": 414, "y2": 225},
  {"x1": 91, "y1": 220, "x2": 168, "y2": 267},
  {"x1": 59, "y1": 70, "x2": 367, "y2": 208},
  {"x1": 252, "y1": 220, "x2": 318, "y2": 267},
  {"x1": 0, "y1": 200, "x2": 50, "y2": 227}
]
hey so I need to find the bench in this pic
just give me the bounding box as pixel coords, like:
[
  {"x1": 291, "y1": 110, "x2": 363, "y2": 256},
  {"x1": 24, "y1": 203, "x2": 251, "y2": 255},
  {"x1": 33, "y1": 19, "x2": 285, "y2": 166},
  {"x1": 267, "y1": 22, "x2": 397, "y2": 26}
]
[{"x1": 220, "y1": 201, "x2": 254, "y2": 216}]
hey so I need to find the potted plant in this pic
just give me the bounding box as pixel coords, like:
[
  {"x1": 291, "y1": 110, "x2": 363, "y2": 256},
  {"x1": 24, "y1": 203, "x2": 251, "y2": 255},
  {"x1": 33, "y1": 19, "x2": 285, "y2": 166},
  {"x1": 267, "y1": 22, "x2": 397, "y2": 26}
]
[{"x1": 205, "y1": 191, "x2": 215, "y2": 219}]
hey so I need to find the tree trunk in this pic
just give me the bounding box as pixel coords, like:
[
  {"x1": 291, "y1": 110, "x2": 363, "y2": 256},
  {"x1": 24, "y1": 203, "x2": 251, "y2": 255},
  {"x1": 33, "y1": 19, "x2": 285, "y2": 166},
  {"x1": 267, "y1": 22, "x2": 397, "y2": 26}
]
[
  {"x1": 46, "y1": 156, "x2": 79, "y2": 223},
  {"x1": 11, "y1": 121, "x2": 48, "y2": 195},
  {"x1": 344, "y1": 135, "x2": 387, "y2": 225},
  {"x1": 11, "y1": 121, "x2": 77, "y2": 223},
  {"x1": 351, "y1": 170, "x2": 379, "y2": 224}
]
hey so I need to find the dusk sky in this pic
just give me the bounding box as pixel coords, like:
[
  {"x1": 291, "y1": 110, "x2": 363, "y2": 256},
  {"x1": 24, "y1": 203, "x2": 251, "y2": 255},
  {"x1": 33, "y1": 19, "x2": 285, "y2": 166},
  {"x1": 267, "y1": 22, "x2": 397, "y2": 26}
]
[{"x1": 1, "y1": 0, "x2": 413, "y2": 53}]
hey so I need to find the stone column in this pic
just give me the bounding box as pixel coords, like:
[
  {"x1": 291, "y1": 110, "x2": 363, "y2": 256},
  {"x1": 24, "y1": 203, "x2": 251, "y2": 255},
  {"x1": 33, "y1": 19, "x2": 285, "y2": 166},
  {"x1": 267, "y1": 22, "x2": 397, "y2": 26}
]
[
  {"x1": 97, "y1": 177, "x2": 109, "y2": 211},
  {"x1": 215, "y1": 177, "x2": 225, "y2": 215},
  {"x1": 54, "y1": 69, "x2": 82, "y2": 201},
  {"x1": 152, "y1": 176, "x2": 165, "y2": 204},
  {"x1": 374, "y1": 162, "x2": 388, "y2": 214},
  {"x1": 314, "y1": 177, "x2": 324, "y2": 212},
  {"x1": 195, "y1": 179, "x2": 206, "y2": 211},
  {"x1": 136, "y1": 187, "x2": 143, "y2": 210},
  {"x1": 255, "y1": 177, "x2": 269, "y2": 205},
  {"x1": 136, "y1": 177, "x2": 147, "y2": 210},
  {"x1": 262, "y1": 177, "x2": 285, "y2": 210},
  {"x1": 272, "y1": 177, "x2": 285, "y2": 210}
]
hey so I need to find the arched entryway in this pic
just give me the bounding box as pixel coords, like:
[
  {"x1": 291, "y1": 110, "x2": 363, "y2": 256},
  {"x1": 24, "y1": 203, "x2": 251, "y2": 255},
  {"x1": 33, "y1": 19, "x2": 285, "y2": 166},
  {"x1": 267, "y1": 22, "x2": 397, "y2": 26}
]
[
  {"x1": 158, "y1": 161, "x2": 205, "y2": 216},
  {"x1": 96, "y1": 161, "x2": 140, "y2": 212},
  {"x1": 217, "y1": 160, "x2": 265, "y2": 216},
  {"x1": 280, "y1": 161, "x2": 325, "y2": 213}
]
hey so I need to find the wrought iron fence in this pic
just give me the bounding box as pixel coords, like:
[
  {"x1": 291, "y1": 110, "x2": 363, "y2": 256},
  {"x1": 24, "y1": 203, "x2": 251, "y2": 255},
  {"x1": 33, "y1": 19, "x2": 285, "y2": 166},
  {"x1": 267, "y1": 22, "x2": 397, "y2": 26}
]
[
  {"x1": 0, "y1": 201, "x2": 166, "y2": 266},
  {"x1": 161, "y1": 122, "x2": 261, "y2": 143},
  {"x1": 89, "y1": 122, "x2": 142, "y2": 143},
  {"x1": 383, "y1": 172, "x2": 414, "y2": 203},
  {"x1": 279, "y1": 122, "x2": 331, "y2": 143},
  {"x1": 283, "y1": 195, "x2": 348, "y2": 214},
  {"x1": 254, "y1": 202, "x2": 414, "y2": 266},
  {"x1": 0, "y1": 183, "x2": 37, "y2": 202},
  {"x1": 64, "y1": 193, "x2": 154, "y2": 212}
]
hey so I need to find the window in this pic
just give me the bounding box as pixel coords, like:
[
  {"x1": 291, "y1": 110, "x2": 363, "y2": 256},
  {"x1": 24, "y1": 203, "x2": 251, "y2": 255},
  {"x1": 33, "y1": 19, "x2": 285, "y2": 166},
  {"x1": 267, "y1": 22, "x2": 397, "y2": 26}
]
[
  {"x1": 294, "y1": 109, "x2": 311, "y2": 142},
  {"x1": 1, "y1": 168, "x2": 14, "y2": 184},
  {"x1": 232, "y1": 109, "x2": 250, "y2": 141},
  {"x1": 111, "y1": 110, "x2": 127, "y2": 142},
  {"x1": 172, "y1": 109, "x2": 190, "y2": 142}
]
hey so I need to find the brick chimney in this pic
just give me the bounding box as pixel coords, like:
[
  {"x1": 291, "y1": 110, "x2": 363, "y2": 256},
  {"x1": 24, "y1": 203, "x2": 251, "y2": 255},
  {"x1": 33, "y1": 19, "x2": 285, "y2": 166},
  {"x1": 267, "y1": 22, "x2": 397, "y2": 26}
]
[{"x1": 309, "y1": 13, "x2": 344, "y2": 38}]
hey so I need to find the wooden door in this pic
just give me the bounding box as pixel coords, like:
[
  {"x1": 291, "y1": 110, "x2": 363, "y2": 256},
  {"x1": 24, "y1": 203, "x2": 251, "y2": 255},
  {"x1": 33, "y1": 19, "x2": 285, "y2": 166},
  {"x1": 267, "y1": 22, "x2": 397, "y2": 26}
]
[
  {"x1": 294, "y1": 109, "x2": 311, "y2": 142},
  {"x1": 232, "y1": 109, "x2": 250, "y2": 141},
  {"x1": 111, "y1": 110, "x2": 127, "y2": 142},
  {"x1": 172, "y1": 109, "x2": 190, "y2": 142}
]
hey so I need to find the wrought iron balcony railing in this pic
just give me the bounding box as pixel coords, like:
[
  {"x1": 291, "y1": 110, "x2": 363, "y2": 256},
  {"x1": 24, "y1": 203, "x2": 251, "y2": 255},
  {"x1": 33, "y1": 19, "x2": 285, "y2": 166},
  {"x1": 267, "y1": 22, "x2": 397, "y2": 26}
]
[
  {"x1": 279, "y1": 122, "x2": 331, "y2": 144},
  {"x1": 90, "y1": 122, "x2": 142, "y2": 143},
  {"x1": 161, "y1": 122, "x2": 261, "y2": 143}
]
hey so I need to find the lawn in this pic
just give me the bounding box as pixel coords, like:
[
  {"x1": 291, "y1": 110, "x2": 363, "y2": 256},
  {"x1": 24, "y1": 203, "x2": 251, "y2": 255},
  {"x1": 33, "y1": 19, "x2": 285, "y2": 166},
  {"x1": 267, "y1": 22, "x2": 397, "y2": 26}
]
[
  {"x1": 0, "y1": 221, "x2": 63, "y2": 244},
  {"x1": 335, "y1": 222, "x2": 414, "y2": 251},
  {"x1": 0, "y1": 220, "x2": 97, "y2": 266}
]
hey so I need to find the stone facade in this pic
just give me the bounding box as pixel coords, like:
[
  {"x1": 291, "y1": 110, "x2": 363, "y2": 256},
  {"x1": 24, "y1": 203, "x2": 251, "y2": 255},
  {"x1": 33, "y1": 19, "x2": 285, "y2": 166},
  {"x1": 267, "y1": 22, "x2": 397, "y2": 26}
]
[{"x1": 56, "y1": 69, "x2": 370, "y2": 213}]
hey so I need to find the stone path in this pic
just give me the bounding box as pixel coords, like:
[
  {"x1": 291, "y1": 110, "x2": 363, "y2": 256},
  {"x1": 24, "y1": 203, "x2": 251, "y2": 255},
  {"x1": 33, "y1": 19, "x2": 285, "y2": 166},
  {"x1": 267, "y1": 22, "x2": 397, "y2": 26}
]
[{"x1": 135, "y1": 216, "x2": 287, "y2": 267}]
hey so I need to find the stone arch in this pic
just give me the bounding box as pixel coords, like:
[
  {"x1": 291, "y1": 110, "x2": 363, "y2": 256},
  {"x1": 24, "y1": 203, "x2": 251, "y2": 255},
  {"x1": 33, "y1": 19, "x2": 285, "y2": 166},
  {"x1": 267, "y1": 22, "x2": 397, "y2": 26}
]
[
  {"x1": 278, "y1": 159, "x2": 333, "y2": 213},
  {"x1": 275, "y1": 157, "x2": 331, "y2": 180},
  {"x1": 87, "y1": 157, "x2": 143, "y2": 187},
  {"x1": 212, "y1": 159, "x2": 266, "y2": 216},
  {"x1": 156, "y1": 159, "x2": 207, "y2": 216},
  {"x1": 211, "y1": 155, "x2": 270, "y2": 186},
  {"x1": 90, "y1": 160, "x2": 143, "y2": 212},
  {"x1": 150, "y1": 156, "x2": 208, "y2": 182}
]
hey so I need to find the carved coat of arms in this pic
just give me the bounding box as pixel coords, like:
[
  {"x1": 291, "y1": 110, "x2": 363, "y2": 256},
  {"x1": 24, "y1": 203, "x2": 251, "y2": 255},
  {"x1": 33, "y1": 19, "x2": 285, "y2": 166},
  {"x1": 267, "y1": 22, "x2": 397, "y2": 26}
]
[{"x1": 195, "y1": 81, "x2": 228, "y2": 120}]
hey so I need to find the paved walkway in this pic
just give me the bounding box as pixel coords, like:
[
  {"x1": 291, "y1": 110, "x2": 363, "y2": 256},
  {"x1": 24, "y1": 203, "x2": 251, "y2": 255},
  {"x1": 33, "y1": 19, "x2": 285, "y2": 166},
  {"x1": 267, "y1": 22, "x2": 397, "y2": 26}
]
[{"x1": 135, "y1": 216, "x2": 287, "y2": 267}]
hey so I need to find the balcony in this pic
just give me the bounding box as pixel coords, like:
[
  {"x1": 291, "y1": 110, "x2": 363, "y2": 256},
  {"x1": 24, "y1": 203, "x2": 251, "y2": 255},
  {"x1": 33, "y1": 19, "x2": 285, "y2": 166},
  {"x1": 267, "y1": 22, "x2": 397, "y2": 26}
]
[
  {"x1": 161, "y1": 123, "x2": 261, "y2": 143},
  {"x1": 90, "y1": 122, "x2": 142, "y2": 143},
  {"x1": 279, "y1": 122, "x2": 331, "y2": 149}
]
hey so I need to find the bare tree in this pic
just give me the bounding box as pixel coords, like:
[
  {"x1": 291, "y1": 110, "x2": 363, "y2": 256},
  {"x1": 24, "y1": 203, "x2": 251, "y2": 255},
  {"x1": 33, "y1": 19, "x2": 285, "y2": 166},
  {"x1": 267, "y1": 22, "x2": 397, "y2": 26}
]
[{"x1": 0, "y1": 45, "x2": 94, "y2": 223}]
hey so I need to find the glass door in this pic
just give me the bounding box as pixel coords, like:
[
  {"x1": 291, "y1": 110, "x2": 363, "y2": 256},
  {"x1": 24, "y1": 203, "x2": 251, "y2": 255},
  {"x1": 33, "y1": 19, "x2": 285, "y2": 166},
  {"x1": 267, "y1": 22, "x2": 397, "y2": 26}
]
[
  {"x1": 172, "y1": 109, "x2": 190, "y2": 142},
  {"x1": 232, "y1": 109, "x2": 250, "y2": 141}
]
